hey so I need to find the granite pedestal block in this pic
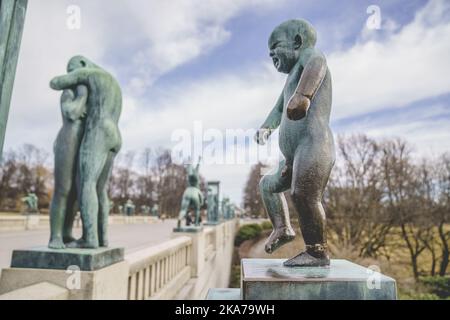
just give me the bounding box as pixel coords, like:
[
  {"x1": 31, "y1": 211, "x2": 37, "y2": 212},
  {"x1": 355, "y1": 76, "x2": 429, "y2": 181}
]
[
  {"x1": 10, "y1": 246, "x2": 124, "y2": 271},
  {"x1": 241, "y1": 259, "x2": 397, "y2": 300},
  {"x1": 173, "y1": 226, "x2": 203, "y2": 233},
  {"x1": 1, "y1": 246, "x2": 127, "y2": 299}
]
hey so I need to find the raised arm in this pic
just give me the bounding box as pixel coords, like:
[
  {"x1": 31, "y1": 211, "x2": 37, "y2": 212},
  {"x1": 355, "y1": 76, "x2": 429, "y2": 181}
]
[
  {"x1": 61, "y1": 85, "x2": 88, "y2": 121},
  {"x1": 50, "y1": 68, "x2": 93, "y2": 91},
  {"x1": 255, "y1": 92, "x2": 284, "y2": 145},
  {"x1": 286, "y1": 52, "x2": 327, "y2": 120}
]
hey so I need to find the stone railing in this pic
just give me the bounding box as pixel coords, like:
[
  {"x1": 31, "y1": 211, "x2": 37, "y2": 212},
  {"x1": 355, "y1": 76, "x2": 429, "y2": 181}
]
[
  {"x1": 204, "y1": 227, "x2": 215, "y2": 260},
  {"x1": 126, "y1": 236, "x2": 192, "y2": 300},
  {"x1": 0, "y1": 214, "x2": 160, "y2": 232},
  {"x1": 0, "y1": 215, "x2": 43, "y2": 231}
]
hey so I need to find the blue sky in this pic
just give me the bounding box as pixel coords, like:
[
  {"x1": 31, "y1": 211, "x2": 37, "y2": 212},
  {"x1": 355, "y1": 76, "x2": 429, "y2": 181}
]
[{"x1": 4, "y1": 0, "x2": 450, "y2": 204}]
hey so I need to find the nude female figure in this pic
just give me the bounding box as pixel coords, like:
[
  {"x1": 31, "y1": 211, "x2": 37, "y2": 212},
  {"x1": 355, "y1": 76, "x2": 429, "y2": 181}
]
[{"x1": 48, "y1": 58, "x2": 88, "y2": 249}]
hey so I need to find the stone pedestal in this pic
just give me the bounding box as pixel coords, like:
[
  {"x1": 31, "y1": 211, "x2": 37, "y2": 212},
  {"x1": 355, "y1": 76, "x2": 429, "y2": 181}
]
[
  {"x1": 241, "y1": 259, "x2": 397, "y2": 300},
  {"x1": 10, "y1": 246, "x2": 124, "y2": 271},
  {"x1": 0, "y1": 246, "x2": 127, "y2": 300},
  {"x1": 206, "y1": 259, "x2": 397, "y2": 300},
  {"x1": 173, "y1": 226, "x2": 203, "y2": 233}
]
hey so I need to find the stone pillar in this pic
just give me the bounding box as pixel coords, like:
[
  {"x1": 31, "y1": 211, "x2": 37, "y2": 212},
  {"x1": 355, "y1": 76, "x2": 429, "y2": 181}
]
[{"x1": 172, "y1": 228, "x2": 205, "y2": 278}]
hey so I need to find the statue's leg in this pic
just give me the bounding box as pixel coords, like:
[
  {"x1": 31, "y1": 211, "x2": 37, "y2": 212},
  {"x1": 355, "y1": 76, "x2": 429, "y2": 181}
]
[
  {"x1": 49, "y1": 188, "x2": 70, "y2": 249},
  {"x1": 77, "y1": 146, "x2": 108, "y2": 248},
  {"x1": 62, "y1": 182, "x2": 78, "y2": 243},
  {"x1": 284, "y1": 144, "x2": 334, "y2": 267},
  {"x1": 259, "y1": 159, "x2": 295, "y2": 253},
  {"x1": 49, "y1": 144, "x2": 76, "y2": 249},
  {"x1": 97, "y1": 151, "x2": 116, "y2": 247},
  {"x1": 178, "y1": 196, "x2": 189, "y2": 226},
  {"x1": 194, "y1": 205, "x2": 200, "y2": 226}
]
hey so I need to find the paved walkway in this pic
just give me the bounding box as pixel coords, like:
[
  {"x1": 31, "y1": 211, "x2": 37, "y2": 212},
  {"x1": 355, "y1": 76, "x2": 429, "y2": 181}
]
[{"x1": 0, "y1": 220, "x2": 177, "y2": 270}]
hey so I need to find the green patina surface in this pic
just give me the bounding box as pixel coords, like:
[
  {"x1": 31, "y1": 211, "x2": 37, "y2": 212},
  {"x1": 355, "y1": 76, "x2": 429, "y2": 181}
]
[
  {"x1": 0, "y1": 0, "x2": 28, "y2": 159},
  {"x1": 10, "y1": 246, "x2": 124, "y2": 271}
]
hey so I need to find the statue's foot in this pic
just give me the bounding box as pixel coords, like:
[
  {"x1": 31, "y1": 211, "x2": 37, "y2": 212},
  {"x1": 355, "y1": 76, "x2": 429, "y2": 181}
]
[
  {"x1": 63, "y1": 235, "x2": 77, "y2": 244},
  {"x1": 264, "y1": 227, "x2": 295, "y2": 254},
  {"x1": 99, "y1": 239, "x2": 109, "y2": 247},
  {"x1": 48, "y1": 238, "x2": 66, "y2": 249},
  {"x1": 283, "y1": 250, "x2": 330, "y2": 267},
  {"x1": 66, "y1": 238, "x2": 99, "y2": 249}
]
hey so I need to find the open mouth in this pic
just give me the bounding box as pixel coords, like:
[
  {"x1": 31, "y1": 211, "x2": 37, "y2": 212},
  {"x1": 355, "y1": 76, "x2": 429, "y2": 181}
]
[{"x1": 272, "y1": 57, "x2": 280, "y2": 69}]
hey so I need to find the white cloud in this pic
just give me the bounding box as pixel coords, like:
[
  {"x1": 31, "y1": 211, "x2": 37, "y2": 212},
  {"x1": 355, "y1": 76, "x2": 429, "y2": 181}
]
[
  {"x1": 329, "y1": 0, "x2": 450, "y2": 119},
  {"x1": 335, "y1": 102, "x2": 450, "y2": 157},
  {"x1": 84, "y1": 0, "x2": 286, "y2": 94}
]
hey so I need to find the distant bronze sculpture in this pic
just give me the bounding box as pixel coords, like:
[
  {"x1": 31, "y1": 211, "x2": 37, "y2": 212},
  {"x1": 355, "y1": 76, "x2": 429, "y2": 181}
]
[
  {"x1": 141, "y1": 205, "x2": 150, "y2": 215},
  {"x1": 207, "y1": 184, "x2": 219, "y2": 223},
  {"x1": 48, "y1": 55, "x2": 122, "y2": 249},
  {"x1": 21, "y1": 192, "x2": 39, "y2": 214},
  {"x1": 125, "y1": 199, "x2": 135, "y2": 216},
  {"x1": 221, "y1": 197, "x2": 231, "y2": 220},
  {"x1": 255, "y1": 19, "x2": 335, "y2": 267},
  {"x1": 177, "y1": 159, "x2": 204, "y2": 227},
  {"x1": 151, "y1": 204, "x2": 159, "y2": 217}
]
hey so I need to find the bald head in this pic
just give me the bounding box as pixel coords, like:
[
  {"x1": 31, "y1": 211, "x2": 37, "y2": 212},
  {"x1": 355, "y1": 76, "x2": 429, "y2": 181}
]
[
  {"x1": 67, "y1": 55, "x2": 97, "y2": 73},
  {"x1": 269, "y1": 19, "x2": 317, "y2": 49},
  {"x1": 268, "y1": 19, "x2": 317, "y2": 74}
]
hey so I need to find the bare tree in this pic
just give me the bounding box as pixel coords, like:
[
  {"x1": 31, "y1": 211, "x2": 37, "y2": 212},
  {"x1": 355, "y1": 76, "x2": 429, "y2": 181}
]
[
  {"x1": 436, "y1": 154, "x2": 450, "y2": 275},
  {"x1": 381, "y1": 139, "x2": 434, "y2": 279},
  {"x1": 109, "y1": 151, "x2": 137, "y2": 205},
  {"x1": 0, "y1": 150, "x2": 19, "y2": 210},
  {"x1": 243, "y1": 162, "x2": 267, "y2": 217},
  {"x1": 0, "y1": 144, "x2": 51, "y2": 211},
  {"x1": 326, "y1": 135, "x2": 393, "y2": 258},
  {"x1": 135, "y1": 148, "x2": 155, "y2": 208}
]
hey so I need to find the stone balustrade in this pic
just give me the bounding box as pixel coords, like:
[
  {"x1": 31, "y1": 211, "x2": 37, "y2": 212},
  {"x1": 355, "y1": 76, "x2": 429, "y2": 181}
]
[
  {"x1": 126, "y1": 236, "x2": 192, "y2": 300},
  {"x1": 126, "y1": 219, "x2": 238, "y2": 300},
  {"x1": 204, "y1": 227, "x2": 215, "y2": 260}
]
